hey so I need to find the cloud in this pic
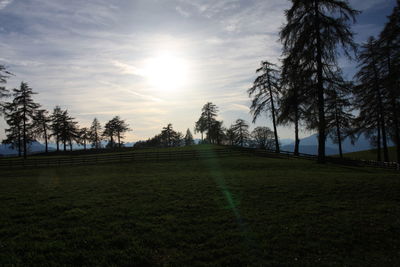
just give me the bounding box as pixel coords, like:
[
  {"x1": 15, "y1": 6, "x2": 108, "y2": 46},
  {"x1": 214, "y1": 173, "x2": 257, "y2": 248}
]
[
  {"x1": 0, "y1": 0, "x2": 13, "y2": 10},
  {"x1": 0, "y1": 0, "x2": 394, "y2": 141}
]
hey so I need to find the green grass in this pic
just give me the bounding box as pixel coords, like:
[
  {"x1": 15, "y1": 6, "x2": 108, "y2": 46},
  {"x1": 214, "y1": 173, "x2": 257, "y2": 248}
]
[
  {"x1": 1, "y1": 152, "x2": 400, "y2": 266},
  {"x1": 344, "y1": 146, "x2": 398, "y2": 162}
]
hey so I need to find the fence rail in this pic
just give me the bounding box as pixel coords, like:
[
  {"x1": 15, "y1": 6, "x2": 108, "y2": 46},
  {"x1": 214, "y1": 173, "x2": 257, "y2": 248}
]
[{"x1": 0, "y1": 146, "x2": 398, "y2": 171}]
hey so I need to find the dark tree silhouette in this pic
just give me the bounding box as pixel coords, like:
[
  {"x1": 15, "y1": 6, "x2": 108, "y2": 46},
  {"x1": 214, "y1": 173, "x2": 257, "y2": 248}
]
[
  {"x1": 90, "y1": 118, "x2": 102, "y2": 149},
  {"x1": 208, "y1": 120, "x2": 225, "y2": 145},
  {"x1": 194, "y1": 116, "x2": 207, "y2": 141},
  {"x1": 226, "y1": 127, "x2": 237, "y2": 146},
  {"x1": 379, "y1": 2, "x2": 400, "y2": 163},
  {"x1": 197, "y1": 102, "x2": 218, "y2": 144},
  {"x1": 59, "y1": 110, "x2": 79, "y2": 151},
  {"x1": 184, "y1": 128, "x2": 194, "y2": 146},
  {"x1": 280, "y1": 0, "x2": 359, "y2": 162},
  {"x1": 248, "y1": 60, "x2": 280, "y2": 153},
  {"x1": 103, "y1": 119, "x2": 116, "y2": 148},
  {"x1": 325, "y1": 77, "x2": 354, "y2": 159},
  {"x1": 161, "y1": 123, "x2": 183, "y2": 147},
  {"x1": 2, "y1": 100, "x2": 23, "y2": 156},
  {"x1": 33, "y1": 109, "x2": 51, "y2": 153},
  {"x1": 113, "y1": 116, "x2": 130, "y2": 148},
  {"x1": 230, "y1": 119, "x2": 250, "y2": 147},
  {"x1": 252, "y1": 126, "x2": 275, "y2": 150},
  {"x1": 354, "y1": 37, "x2": 390, "y2": 162},
  {"x1": 50, "y1": 106, "x2": 64, "y2": 152},
  {"x1": 0, "y1": 65, "x2": 11, "y2": 108},
  {"x1": 79, "y1": 127, "x2": 90, "y2": 150},
  {"x1": 8, "y1": 82, "x2": 39, "y2": 158}
]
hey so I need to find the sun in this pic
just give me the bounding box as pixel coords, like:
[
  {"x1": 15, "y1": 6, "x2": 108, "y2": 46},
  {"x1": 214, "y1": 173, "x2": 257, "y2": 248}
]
[{"x1": 144, "y1": 53, "x2": 189, "y2": 92}]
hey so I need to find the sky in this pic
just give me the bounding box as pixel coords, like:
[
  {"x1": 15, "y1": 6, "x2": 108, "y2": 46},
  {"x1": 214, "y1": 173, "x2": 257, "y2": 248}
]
[{"x1": 0, "y1": 0, "x2": 397, "y2": 142}]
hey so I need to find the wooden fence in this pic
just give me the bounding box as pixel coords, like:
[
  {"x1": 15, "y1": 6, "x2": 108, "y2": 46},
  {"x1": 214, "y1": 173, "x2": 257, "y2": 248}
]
[{"x1": 0, "y1": 146, "x2": 398, "y2": 171}]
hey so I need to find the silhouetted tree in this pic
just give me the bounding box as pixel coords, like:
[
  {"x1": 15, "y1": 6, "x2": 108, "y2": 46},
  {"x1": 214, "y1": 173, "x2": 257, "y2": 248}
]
[
  {"x1": 103, "y1": 119, "x2": 116, "y2": 148},
  {"x1": 252, "y1": 126, "x2": 275, "y2": 150},
  {"x1": 354, "y1": 37, "x2": 390, "y2": 162},
  {"x1": 207, "y1": 120, "x2": 225, "y2": 145},
  {"x1": 280, "y1": 0, "x2": 359, "y2": 162},
  {"x1": 2, "y1": 101, "x2": 23, "y2": 156},
  {"x1": 325, "y1": 78, "x2": 354, "y2": 159},
  {"x1": 198, "y1": 102, "x2": 218, "y2": 143},
  {"x1": 184, "y1": 128, "x2": 194, "y2": 146},
  {"x1": 7, "y1": 82, "x2": 40, "y2": 158},
  {"x1": 379, "y1": 2, "x2": 400, "y2": 163},
  {"x1": 226, "y1": 127, "x2": 237, "y2": 146},
  {"x1": 0, "y1": 65, "x2": 11, "y2": 111},
  {"x1": 114, "y1": 116, "x2": 130, "y2": 148},
  {"x1": 231, "y1": 119, "x2": 250, "y2": 147},
  {"x1": 50, "y1": 106, "x2": 64, "y2": 152},
  {"x1": 248, "y1": 60, "x2": 280, "y2": 153},
  {"x1": 90, "y1": 118, "x2": 102, "y2": 149},
  {"x1": 79, "y1": 127, "x2": 90, "y2": 150},
  {"x1": 194, "y1": 116, "x2": 207, "y2": 141},
  {"x1": 33, "y1": 109, "x2": 51, "y2": 153},
  {"x1": 59, "y1": 110, "x2": 79, "y2": 151}
]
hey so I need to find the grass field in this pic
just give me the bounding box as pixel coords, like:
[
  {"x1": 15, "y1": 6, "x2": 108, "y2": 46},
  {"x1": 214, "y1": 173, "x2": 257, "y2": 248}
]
[
  {"x1": 344, "y1": 146, "x2": 398, "y2": 162},
  {"x1": 1, "y1": 150, "x2": 400, "y2": 266}
]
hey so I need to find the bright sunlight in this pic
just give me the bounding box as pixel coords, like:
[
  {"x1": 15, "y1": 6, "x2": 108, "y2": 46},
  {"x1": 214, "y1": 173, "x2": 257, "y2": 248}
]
[{"x1": 143, "y1": 53, "x2": 189, "y2": 92}]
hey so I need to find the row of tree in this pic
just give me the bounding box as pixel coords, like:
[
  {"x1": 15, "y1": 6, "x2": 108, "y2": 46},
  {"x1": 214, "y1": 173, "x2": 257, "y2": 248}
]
[
  {"x1": 193, "y1": 102, "x2": 277, "y2": 149},
  {"x1": 0, "y1": 81, "x2": 130, "y2": 158},
  {"x1": 247, "y1": 0, "x2": 400, "y2": 163}
]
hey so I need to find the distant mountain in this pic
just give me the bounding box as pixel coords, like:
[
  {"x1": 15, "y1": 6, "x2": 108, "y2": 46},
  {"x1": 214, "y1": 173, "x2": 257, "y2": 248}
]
[
  {"x1": 280, "y1": 138, "x2": 294, "y2": 146},
  {"x1": 282, "y1": 133, "x2": 395, "y2": 156},
  {"x1": 0, "y1": 141, "x2": 55, "y2": 156}
]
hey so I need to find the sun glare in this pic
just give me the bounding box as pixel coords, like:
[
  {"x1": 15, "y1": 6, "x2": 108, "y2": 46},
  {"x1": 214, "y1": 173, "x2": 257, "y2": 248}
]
[{"x1": 144, "y1": 53, "x2": 189, "y2": 92}]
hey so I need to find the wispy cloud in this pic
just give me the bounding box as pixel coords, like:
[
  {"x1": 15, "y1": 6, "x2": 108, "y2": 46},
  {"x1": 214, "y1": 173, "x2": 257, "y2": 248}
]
[
  {"x1": 0, "y1": 0, "x2": 13, "y2": 10},
  {"x1": 0, "y1": 0, "x2": 395, "y2": 141}
]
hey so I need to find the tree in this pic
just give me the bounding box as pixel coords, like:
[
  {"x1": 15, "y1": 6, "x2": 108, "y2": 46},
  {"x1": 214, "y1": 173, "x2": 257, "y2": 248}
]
[
  {"x1": 248, "y1": 60, "x2": 280, "y2": 153},
  {"x1": 114, "y1": 116, "x2": 130, "y2": 148},
  {"x1": 226, "y1": 127, "x2": 237, "y2": 146},
  {"x1": 197, "y1": 102, "x2": 218, "y2": 143},
  {"x1": 378, "y1": 2, "x2": 400, "y2": 163},
  {"x1": 79, "y1": 127, "x2": 90, "y2": 150},
  {"x1": 325, "y1": 78, "x2": 354, "y2": 159},
  {"x1": 207, "y1": 120, "x2": 225, "y2": 145},
  {"x1": 354, "y1": 37, "x2": 390, "y2": 162},
  {"x1": 8, "y1": 82, "x2": 39, "y2": 158},
  {"x1": 103, "y1": 119, "x2": 116, "y2": 148},
  {"x1": 90, "y1": 118, "x2": 102, "y2": 149},
  {"x1": 184, "y1": 128, "x2": 194, "y2": 146},
  {"x1": 2, "y1": 101, "x2": 23, "y2": 156},
  {"x1": 50, "y1": 106, "x2": 64, "y2": 152},
  {"x1": 194, "y1": 116, "x2": 207, "y2": 141},
  {"x1": 58, "y1": 110, "x2": 79, "y2": 151},
  {"x1": 0, "y1": 65, "x2": 11, "y2": 111},
  {"x1": 33, "y1": 109, "x2": 51, "y2": 153},
  {"x1": 280, "y1": 0, "x2": 359, "y2": 162},
  {"x1": 230, "y1": 119, "x2": 250, "y2": 147},
  {"x1": 251, "y1": 126, "x2": 275, "y2": 150}
]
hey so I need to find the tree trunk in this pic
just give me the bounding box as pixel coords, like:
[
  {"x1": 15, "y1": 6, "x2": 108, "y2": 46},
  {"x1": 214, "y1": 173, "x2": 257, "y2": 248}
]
[
  {"x1": 44, "y1": 128, "x2": 48, "y2": 154},
  {"x1": 23, "y1": 107, "x2": 27, "y2": 159},
  {"x1": 84, "y1": 140, "x2": 87, "y2": 150},
  {"x1": 374, "y1": 62, "x2": 389, "y2": 162},
  {"x1": 335, "y1": 110, "x2": 343, "y2": 159},
  {"x1": 294, "y1": 103, "x2": 300, "y2": 156},
  {"x1": 69, "y1": 141, "x2": 72, "y2": 151},
  {"x1": 56, "y1": 138, "x2": 59, "y2": 152},
  {"x1": 315, "y1": 0, "x2": 326, "y2": 163},
  {"x1": 118, "y1": 132, "x2": 121, "y2": 148},
  {"x1": 377, "y1": 117, "x2": 382, "y2": 162},
  {"x1": 267, "y1": 73, "x2": 280, "y2": 153}
]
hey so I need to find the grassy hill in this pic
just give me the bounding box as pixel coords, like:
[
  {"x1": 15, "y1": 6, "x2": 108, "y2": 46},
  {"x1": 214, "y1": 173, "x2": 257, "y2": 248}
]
[
  {"x1": 344, "y1": 146, "x2": 398, "y2": 162},
  {"x1": 1, "y1": 147, "x2": 399, "y2": 265}
]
